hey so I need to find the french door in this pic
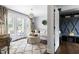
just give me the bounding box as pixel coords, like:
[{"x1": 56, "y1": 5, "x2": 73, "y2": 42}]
[{"x1": 7, "y1": 10, "x2": 30, "y2": 41}]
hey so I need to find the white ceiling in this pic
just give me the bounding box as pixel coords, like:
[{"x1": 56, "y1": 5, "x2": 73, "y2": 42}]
[{"x1": 4, "y1": 5, "x2": 47, "y2": 17}]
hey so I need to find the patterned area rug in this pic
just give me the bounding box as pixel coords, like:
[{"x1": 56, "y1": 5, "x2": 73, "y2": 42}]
[{"x1": 9, "y1": 39, "x2": 47, "y2": 54}]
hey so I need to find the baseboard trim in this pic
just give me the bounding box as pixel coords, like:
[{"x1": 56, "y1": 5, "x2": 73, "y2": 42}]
[{"x1": 12, "y1": 37, "x2": 27, "y2": 42}]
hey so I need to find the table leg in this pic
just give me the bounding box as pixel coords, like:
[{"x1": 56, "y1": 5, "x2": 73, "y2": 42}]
[
  {"x1": 0, "y1": 49, "x2": 1, "y2": 54},
  {"x1": 7, "y1": 46, "x2": 9, "y2": 54}
]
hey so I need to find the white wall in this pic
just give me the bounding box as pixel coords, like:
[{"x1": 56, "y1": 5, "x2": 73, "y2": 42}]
[
  {"x1": 47, "y1": 5, "x2": 54, "y2": 53},
  {"x1": 34, "y1": 16, "x2": 47, "y2": 40}
]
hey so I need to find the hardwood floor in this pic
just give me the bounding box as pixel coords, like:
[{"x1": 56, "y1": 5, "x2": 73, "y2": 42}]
[{"x1": 56, "y1": 41, "x2": 79, "y2": 54}]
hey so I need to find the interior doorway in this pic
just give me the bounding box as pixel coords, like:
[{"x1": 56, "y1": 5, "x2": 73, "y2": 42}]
[{"x1": 56, "y1": 7, "x2": 79, "y2": 54}]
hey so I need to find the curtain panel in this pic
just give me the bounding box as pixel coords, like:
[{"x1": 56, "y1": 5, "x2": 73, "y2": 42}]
[{"x1": 0, "y1": 6, "x2": 7, "y2": 35}]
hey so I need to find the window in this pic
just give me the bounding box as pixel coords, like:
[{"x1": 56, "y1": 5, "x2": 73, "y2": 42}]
[
  {"x1": 16, "y1": 17, "x2": 24, "y2": 36},
  {"x1": 8, "y1": 12, "x2": 14, "y2": 35},
  {"x1": 7, "y1": 10, "x2": 30, "y2": 41}
]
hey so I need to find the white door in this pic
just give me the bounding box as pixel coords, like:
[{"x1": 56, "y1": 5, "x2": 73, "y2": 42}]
[{"x1": 54, "y1": 8, "x2": 59, "y2": 52}]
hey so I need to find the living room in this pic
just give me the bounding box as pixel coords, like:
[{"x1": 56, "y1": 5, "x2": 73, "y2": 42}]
[{"x1": 0, "y1": 5, "x2": 47, "y2": 54}]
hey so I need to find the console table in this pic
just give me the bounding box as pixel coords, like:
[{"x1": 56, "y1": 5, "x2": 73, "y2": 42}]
[{"x1": 0, "y1": 34, "x2": 11, "y2": 54}]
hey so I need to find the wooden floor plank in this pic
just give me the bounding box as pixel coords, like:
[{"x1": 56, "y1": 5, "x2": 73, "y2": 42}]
[{"x1": 56, "y1": 41, "x2": 79, "y2": 54}]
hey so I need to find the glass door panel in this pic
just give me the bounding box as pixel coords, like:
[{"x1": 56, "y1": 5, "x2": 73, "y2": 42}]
[
  {"x1": 16, "y1": 17, "x2": 24, "y2": 37},
  {"x1": 8, "y1": 16, "x2": 14, "y2": 35}
]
